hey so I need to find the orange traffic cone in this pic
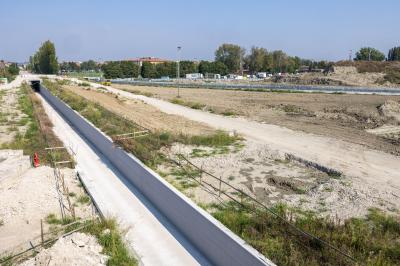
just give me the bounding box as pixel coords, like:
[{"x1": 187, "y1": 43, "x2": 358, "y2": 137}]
[{"x1": 33, "y1": 152, "x2": 40, "y2": 168}]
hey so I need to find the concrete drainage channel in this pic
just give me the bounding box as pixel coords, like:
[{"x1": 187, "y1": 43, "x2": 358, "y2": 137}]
[{"x1": 37, "y1": 83, "x2": 273, "y2": 266}]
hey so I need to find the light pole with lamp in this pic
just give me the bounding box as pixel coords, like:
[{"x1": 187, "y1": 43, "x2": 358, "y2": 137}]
[{"x1": 177, "y1": 46, "x2": 182, "y2": 98}]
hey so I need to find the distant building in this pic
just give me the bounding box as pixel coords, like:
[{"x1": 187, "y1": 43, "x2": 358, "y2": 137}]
[
  {"x1": 204, "y1": 73, "x2": 221, "y2": 79},
  {"x1": 185, "y1": 73, "x2": 203, "y2": 79},
  {"x1": 129, "y1": 57, "x2": 169, "y2": 67},
  {"x1": 257, "y1": 72, "x2": 267, "y2": 78}
]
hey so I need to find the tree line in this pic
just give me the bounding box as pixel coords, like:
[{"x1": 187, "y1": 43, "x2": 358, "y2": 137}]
[
  {"x1": 28, "y1": 40, "x2": 400, "y2": 77},
  {"x1": 60, "y1": 60, "x2": 100, "y2": 72},
  {"x1": 355, "y1": 46, "x2": 400, "y2": 61}
]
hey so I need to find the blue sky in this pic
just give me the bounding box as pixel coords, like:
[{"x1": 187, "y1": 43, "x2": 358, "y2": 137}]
[{"x1": 1, "y1": 0, "x2": 399, "y2": 62}]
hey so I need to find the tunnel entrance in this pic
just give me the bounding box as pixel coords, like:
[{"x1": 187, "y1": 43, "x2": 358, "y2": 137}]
[{"x1": 31, "y1": 80, "x2": 41, "y2": 92}]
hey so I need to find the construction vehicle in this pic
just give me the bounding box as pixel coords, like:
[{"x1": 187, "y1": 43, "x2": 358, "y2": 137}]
[{"x1": 101, "y1": 79, "x2": 111, "y2": 86}]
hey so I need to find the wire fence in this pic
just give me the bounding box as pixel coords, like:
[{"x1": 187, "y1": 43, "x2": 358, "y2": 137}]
[{"x1": 170, "y1": 154, "x2": 357, "y2": 263}]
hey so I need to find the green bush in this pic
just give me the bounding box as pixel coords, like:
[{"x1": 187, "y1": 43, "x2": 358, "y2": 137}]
[
  {"x1": 212, "y1": 203, "x2": 400, "y2": 266},
  {"x1": 82, "y1": 219, "x2": 137, "y2": 266}
]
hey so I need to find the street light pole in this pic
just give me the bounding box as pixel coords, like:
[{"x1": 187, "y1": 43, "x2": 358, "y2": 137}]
[{"x1": 177, "y1": 46, "x2": 181, "y2": 97}]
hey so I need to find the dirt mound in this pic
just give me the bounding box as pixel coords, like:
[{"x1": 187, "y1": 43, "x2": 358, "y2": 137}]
[
  {"x1": 378, "y1": 100, "x2": 400, "y2": 122},
  {"x1": 335, "y1": 60, "x2": 400, "y2": 73},
  {"x1": 272, "y1": 75, "x2": 347, "y2": 86},
  {"x1": 332, "y1": 66, "x2": 358, "y2": 75},
  {"x1": 20, "y1": 232, "x2": 108, "y2": 266}
]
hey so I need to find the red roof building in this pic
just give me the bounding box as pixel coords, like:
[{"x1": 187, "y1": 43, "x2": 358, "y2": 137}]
[{"x1": 128, "y1": 57, "x2": 170, "y2": 66}]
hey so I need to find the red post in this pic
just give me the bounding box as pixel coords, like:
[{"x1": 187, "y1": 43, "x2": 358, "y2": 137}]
[{"x1": 33, "y1": 152, "x2": 40, "y2": 168}]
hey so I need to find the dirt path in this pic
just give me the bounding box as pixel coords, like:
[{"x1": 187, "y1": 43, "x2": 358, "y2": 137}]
[
  {"x1": 96, "y1": 84, "x2": 400, "y2": 194},
  {"x1": 63, "y1": 85, "x2": 215, "y2": 136}
]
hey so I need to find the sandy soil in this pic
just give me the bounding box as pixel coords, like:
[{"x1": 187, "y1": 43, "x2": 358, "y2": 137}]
[
  {"x1": 162, "y1": 140, "x2": 400, "y2": 220},
  {"x1": 0, "y1": 150, "x2": 93, "y2": 255},
  {"x1": 20, "y1": 232, "x2": 108, "y2": 266},
  {"x1": 63, "y1": 85, "x2": 215, "y2": 136},
  {"x1": 0, "y1": 86, "x2": 28, "y2": 144},
  {"x1": 114, "y1": 83, "x2": 400, "y2": 155}
]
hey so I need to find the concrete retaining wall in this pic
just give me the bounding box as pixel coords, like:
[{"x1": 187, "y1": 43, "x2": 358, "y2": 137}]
[{"x1": 39, "y1": 85, "x2": 272, "y2": 266}]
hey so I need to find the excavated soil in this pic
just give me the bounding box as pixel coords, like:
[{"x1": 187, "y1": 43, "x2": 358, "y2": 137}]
[{"x1": 63, "y1": 85, "x2": 215, "y2": 136}]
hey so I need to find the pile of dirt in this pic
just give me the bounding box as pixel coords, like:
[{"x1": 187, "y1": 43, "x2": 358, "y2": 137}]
[
  {"x1": 378, "y1": 100, "x2": 400, "y2": 122},
  {"x1": 272, "y1": 74, "x2": 347, "y2": 86},
  {"x1": 20, "y1": 232, "x2": 108, "y2": 266},
  {"x1": 332, "y1": 66, "x2": 358, "y2": 75}
]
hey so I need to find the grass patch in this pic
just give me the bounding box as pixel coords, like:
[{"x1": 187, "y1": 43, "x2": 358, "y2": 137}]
[
  {"x1": 184, "y1": 130, "x2": 240, "y2": 147},
  {"x1": 211, "y1": 202, "x2": 400, "y2": 265},
  {"x1": 77, "y1": 194, "x2": 91, "y2": 205},
  {"x1": 170, "y1": 97, "x2": 206, "y2": 110},
  {"x1": 68, "y1": 192, "x2": 76, "y2": 197},
  {"x1": 221, "y1": 110, "x2": 237, "y2": 116},
  {"x1": 82, "y1": 219, "x2": 137, "y2": 266},
  {"x1": 0, "y1": 219, "x2": 3, "y2": 226},
  {"x1": 45, "y1": 213, "x2": 74, "y2": 225},
  {"x1": 79, "y1": 82, "x2": 91, "y2": 87}
]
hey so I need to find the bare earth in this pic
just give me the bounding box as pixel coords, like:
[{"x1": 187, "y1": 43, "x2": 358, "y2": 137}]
[
  {"x1": 0, "y1": 150, "x2": 93, "y2": 255},
  {"x1": 114, "y1": 84, "x2": 400, "y2": 155},
  {"x1": 64, "y1": 85, "x2": 215, "y2": 136},
  {"x1": 163, "y1": 139, "x2": 400, "y2": 219},
  {"x1": 20, "y1": 232, "x2": 108, "y2": 266}
]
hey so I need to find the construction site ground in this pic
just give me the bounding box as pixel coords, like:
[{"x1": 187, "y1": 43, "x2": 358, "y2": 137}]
[
  {"x1": 113, "y1": 83, "x2": 400, "y2": 156},
  {"x1": 62, "y1": 81, "x2": 400, "y2": 220},
  {"x1": 0, "y1": 80, "x2": 96, "y2": 263}
]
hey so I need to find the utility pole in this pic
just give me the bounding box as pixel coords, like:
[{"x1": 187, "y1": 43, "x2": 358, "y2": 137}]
[
  {"x1": 349, "y1": 50, "x2": 353, "y2": 61},
  {"x1": 177, "y1": 46, "x2": 181, "y2": 98}
]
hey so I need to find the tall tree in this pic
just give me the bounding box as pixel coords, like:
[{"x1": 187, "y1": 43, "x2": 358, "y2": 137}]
[
  {"x1": 247, "y1": 47, "x2": 269, "y2": 73},
  {"x1": 101, "y1": 61, "x2": 122, "y2": 79},
  {"x1": 141, "y1": 62, "x2": 157, "y2": 78},
  {"x1": 179, "y1": 61, "x2": 197, "y2": 77},
  {"x1": 80, "y1": 60, "x2": 98, "y2": 71},
  {"x1": 120, "y1": 61, "x2": 139, "y2": 78},
  {"x1": 8, "y1": 63, "x2": 20, "y2": 75},
  {"x1": 30, "y1": 40, "x2": 59, "y2": 74},
  {"x1": 155, "y1": 62, "x2": 176, "y2": 78},
  {"x1": 198, "y1": 61, "x2": 228, "y2": 75},
  {"x1": 215, "y1": 43, "x2": 245, "y2": 73},
  {"x1": 355, "y1": 47, "x2": 385, "y2": 61},
  {"x1": 388, "y1": 47, "x2": 400, "y2": 61}
]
